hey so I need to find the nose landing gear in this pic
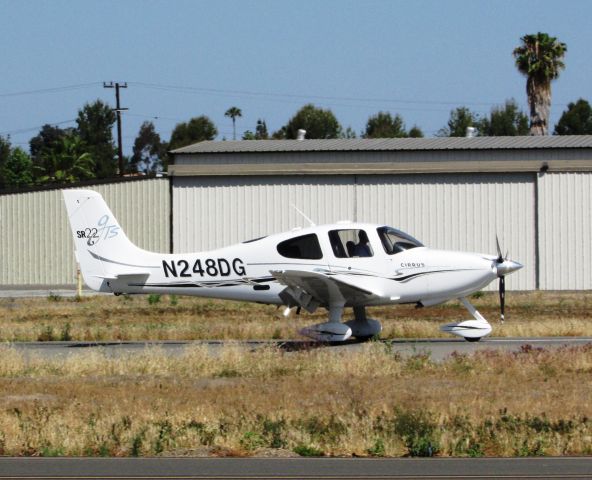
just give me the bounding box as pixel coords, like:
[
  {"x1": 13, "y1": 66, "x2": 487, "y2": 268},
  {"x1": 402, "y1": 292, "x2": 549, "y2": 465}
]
[{"x1": 440, "y1": 297, "x2": 492, "y2": 342}]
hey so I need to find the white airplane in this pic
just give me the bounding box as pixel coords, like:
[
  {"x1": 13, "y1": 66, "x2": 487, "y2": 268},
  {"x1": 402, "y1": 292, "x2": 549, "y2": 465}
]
[{"x1": 63, "y1": 189, "x2": 522, "y2": 342}]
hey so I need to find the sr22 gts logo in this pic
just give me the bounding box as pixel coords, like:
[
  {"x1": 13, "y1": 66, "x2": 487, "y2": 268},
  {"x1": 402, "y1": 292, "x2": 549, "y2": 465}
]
[{"x1": 76, "y1": 215, "x2": 120, "y2": 246}]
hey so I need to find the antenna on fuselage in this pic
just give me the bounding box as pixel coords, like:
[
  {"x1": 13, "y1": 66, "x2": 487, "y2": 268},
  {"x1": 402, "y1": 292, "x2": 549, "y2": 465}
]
[{"x1": 290, "y1": 204, "x2": 316, "y2": 227}]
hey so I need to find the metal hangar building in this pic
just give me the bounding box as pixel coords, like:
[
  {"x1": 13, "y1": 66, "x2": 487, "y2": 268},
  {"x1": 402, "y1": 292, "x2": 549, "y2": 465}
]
[{"x1": 2, "y1": 136, "x2": 592, "y2": 290}]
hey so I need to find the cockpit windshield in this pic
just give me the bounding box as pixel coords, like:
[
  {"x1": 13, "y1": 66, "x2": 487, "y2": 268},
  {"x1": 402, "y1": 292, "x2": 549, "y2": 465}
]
[{"x1": 377, "y1": 226, "x2": 423, "y2": 255}]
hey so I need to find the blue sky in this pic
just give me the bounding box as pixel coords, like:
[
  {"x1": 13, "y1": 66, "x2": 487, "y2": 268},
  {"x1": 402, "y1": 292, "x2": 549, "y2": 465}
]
[{"x1": 1, "y1": 0, "x2": 591, "y2": 154}]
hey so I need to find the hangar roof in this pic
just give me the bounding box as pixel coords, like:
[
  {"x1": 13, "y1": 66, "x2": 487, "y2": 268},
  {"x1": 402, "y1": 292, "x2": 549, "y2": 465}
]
[
  {"x1": 169, "y1": 136, "x2": 592, "y2": 176},
  {"x1": 171, "y1": 136, "x2": 592, "y2": 154}
]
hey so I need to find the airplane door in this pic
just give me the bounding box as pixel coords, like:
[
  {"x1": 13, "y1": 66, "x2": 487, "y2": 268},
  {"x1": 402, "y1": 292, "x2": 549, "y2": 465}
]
[{"x1": 325, "y1": 228, "x2": 387, "y2": 276}]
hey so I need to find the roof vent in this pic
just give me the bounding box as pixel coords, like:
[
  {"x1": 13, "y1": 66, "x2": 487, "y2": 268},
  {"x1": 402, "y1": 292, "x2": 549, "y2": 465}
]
[
  {"x1": 297, "y1": 129, "x2": 306, "y2": 141},
  {"x1": 465, "y1": 126, "x2": 476, "y2": 138}
]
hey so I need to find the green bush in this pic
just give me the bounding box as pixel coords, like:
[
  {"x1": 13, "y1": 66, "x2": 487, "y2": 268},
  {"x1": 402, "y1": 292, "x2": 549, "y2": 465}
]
[
  {"x1": 367, "y1": 438, "x2": 386, "y2": 457},
  {"x1": 299, "y1": 415, "x2": 347, "y2": 444},
  {"x1": 153, "y1": 420, "x2": 174, "y2": 454},
  {"x1": 60, "y1": 323, "x2": 72, "y2": 341},
  {"x1": 393, "y1": 409, "x2": 440, "y2": 457},
  {"x1": 40, "y1": 446, "x2": 65, "y2": 457},
  {"x1": 294, "y1": 444, "x2": 324, "y2": 456},
  {"x1": 185, "y1": 420, "x2": 217, "y2": 446},
  {"x1": 240, "y1": 431, "x2": 266, "y2": 451},
  {"x1": 147, "y1": 294, "x2": 161, "y2": 305},
  {"x1": 261, "y1": 417, "x2": 287, "y2": 449},
  {"x1": 47, "y1": 292, "x2": 61, "y2": 302}
]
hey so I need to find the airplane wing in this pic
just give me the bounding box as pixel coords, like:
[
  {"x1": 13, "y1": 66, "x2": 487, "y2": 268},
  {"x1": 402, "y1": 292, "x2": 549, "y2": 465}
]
[{"x1": 270, "y1": 269, "x2": 381, "y2": 310}]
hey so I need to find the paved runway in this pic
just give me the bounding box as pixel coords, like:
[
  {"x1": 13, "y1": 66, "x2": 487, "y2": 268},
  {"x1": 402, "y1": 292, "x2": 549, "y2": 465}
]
[
  {"x1": 1, "y1": 457, "x2": 592, "y2": 479},
  {"x1": 5, "y1": 337, "x2": 592, "y2": 362},
  {"x1": 0, "y1": 288, "x2": 100, "y2": 298}
]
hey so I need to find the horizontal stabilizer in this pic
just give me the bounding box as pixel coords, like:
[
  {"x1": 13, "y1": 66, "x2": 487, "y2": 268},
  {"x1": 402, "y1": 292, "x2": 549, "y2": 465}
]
[{"x1": 92, "y1": 272, "x2": 152, "y2": 280}]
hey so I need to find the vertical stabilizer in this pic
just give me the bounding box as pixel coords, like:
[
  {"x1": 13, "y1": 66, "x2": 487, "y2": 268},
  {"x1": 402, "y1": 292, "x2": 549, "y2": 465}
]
[{"x1": 62, "y1": 189, "x2": 147, "y2": 291}]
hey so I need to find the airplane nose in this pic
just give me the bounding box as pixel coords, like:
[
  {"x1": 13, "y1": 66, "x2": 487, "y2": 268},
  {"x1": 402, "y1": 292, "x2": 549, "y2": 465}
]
[{"x1": 496, "y1": 260, "x2": 523, "y2": 277}]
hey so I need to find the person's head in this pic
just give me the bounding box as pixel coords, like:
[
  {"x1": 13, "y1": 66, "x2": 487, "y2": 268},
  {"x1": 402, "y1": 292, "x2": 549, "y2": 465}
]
[{"x1": 358, "y1": 230, "x2": 369, "y2": 244}]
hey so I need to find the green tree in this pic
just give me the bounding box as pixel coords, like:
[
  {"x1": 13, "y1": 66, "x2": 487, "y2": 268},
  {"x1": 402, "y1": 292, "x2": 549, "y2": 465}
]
[
  {"x1": 271, "y1": 126, "x2": 287, "y2": 140},
  {"x1": 225, "y1": 107, "x2": 242, "y2": 140},
  {"x1": 478, "y1": 99, "x2": 529, "y2": 136},
  {"x1": 29, "y1": 124, "x2": 72, "y2": 168},
  {"x1": 513, "y1": 32, "x2": 567, "y2": 135},
  {"x1": 364, "y1": 112, "x2": 408, "y2": 138},
  {"x1": 280, "y1": 104, "x2": 342, "y2": 139},
  {"x1": 554, "y1": 99, "x2": 592, "y2": 135},
  {"x1": 341, "y1": 126, "x2": 357, "y2": 138},
  {"x1": 0, "y1": 136, "x2": 11, "y2": 189},
  {"x1": 169, "y1": 116, "x2": 218, "y2": 151},
  {"x1": 438, "y1": 107, "x2": 479, "y2": 137},
  {"x1": 38, "y1": 134, "x2": 95, "y2": 184},
  {"x1": 76, "y1": 100, "x2": 116, "y2": 178},
  {"x1": 1, "y1": 147, "x2": 34, "y2": 188},
  {"x1": 408, "y1": 126, "x2": 424, "y2": 138},
  {"x1": 243, "y1": 119, "x2": 269, "y2": 140},
  {"x1": 255, "y1": 119, "x2": 269, "y2": 139},
  {"x1": 130, "y1": 121, "x2": 167, "y2": 173}
]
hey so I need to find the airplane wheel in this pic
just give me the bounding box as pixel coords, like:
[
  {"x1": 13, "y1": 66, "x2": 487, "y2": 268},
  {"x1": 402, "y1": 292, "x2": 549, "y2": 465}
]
[{"x1": 465, "y1": 337, "x2": 481, "y2": 342}]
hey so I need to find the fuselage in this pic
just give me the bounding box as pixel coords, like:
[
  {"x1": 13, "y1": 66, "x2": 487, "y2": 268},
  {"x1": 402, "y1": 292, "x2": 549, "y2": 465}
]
[{"x1": 98, "y1": 222, "x2": 499, "y2": 308}]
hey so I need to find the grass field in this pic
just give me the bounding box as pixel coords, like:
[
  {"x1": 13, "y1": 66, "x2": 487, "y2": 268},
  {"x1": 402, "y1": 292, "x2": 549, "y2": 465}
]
[
  {"x1": 0, "y1": 342, "x2": 591, "y2": 457},
  {"x1": 1, "y1": 291, "x2": 591, "y2": 457},
  {"x1": 0, "y1": 291, "x2": 591, "y2": 342}
]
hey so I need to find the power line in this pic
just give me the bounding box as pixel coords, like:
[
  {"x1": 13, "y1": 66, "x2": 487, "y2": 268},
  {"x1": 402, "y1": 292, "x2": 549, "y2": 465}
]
[
  {"x1": 121, "y1": 112, "x2": 187, "y2": 122},
  {"x1": 129, "y1": 81, "x2": 572, "y2": 115},
  {"x1": 0, "y1": 82, "x2": 101, "y2": 98},
  {"x1": 129, "y1": 81, "x2": 504, "y2": 108},
  {"x1": 0, "y1": 118, "x2": 77, "y2": 136}
]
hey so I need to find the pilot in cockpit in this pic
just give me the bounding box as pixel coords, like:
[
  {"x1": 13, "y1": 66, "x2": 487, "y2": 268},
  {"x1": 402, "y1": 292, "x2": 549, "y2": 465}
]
[{"x1": 353, "y1": 230, "x2": 372, "y2": 257}]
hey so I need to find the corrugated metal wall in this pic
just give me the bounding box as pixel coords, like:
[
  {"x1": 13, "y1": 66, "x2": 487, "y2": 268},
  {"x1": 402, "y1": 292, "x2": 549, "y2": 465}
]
[
  {"x1": 356, "y1": 174, "x2": 535, "y2": 291},
  {"x1": 4, "y1": 172, "x2": 591, "y2": 290},
  {"x1": 538, "y1": 172, "x2": 592, "y2": 289},
  {"x1": 0, "y1": 179, "x2": 170, "y2": 285},
  {"x1": 173, "y1": 176, "x2": 355, "y2": 251},
  {"x1": 173, "y1": 173, "x2": 535, "y2": 290}
]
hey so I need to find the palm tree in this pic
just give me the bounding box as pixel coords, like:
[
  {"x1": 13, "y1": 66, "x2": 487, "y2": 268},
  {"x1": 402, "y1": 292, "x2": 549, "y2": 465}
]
[
  {"x1": 224, "y1": 107, "x2": 242, "y2": 140},
  {"x1": 513, "y1": 32, "x2": 567, "y2": 135}
]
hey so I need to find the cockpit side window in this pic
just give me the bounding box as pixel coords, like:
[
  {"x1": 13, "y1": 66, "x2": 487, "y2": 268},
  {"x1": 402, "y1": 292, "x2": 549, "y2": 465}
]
[
  {"x1": 329, "y1": 229, "x2": 373, "y2": 258},
  {"x1": 277, "y1": 233, "x2": 323, "y2": 260},
  {"x1": 377, "y1": 227, "x2": 423, "y2": 255}
]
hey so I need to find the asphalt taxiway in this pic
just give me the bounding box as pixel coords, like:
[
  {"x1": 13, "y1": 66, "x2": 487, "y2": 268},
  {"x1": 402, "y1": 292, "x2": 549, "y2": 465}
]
[
  {"x1": 1, "y1": 457, "x2": 592, "y2": 479},
  {"x1": 5, "y1": 337, "x2": 592, "y2": 362}
]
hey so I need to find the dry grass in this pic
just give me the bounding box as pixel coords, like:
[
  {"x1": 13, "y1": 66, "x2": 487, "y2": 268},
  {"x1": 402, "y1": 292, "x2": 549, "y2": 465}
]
[
  {"x1": 0, "y1": 343, "x2": 591, "y2": 457},
  {"x1": 0, "y1": 291, "x2": 591, "y2": 342}
]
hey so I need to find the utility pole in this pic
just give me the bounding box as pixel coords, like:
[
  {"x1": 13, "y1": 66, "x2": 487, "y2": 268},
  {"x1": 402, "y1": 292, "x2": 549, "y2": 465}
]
[{"x1": 103, "y1": 82, "x2": 128, "y2": 176}]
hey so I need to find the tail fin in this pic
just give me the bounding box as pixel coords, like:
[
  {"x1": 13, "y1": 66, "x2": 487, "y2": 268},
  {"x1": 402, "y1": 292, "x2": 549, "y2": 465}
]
[{"x1": 63, "y1": 189, "x2": 151, "y2": 292}]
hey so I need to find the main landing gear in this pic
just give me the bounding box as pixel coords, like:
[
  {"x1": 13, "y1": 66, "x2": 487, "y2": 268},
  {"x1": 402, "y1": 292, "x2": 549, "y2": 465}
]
[{"x1": 300, "y1": 303, "x2": 382, "y2": 342}]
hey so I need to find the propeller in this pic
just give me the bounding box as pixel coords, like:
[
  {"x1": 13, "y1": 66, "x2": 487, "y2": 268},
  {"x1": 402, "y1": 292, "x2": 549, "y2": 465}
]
[
  {"x1": 493, "y1": 236, "x2": 523, "y2": 324},
  {"x1": 495, "y1": 235, "x2": 506, "y2": 324}
]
